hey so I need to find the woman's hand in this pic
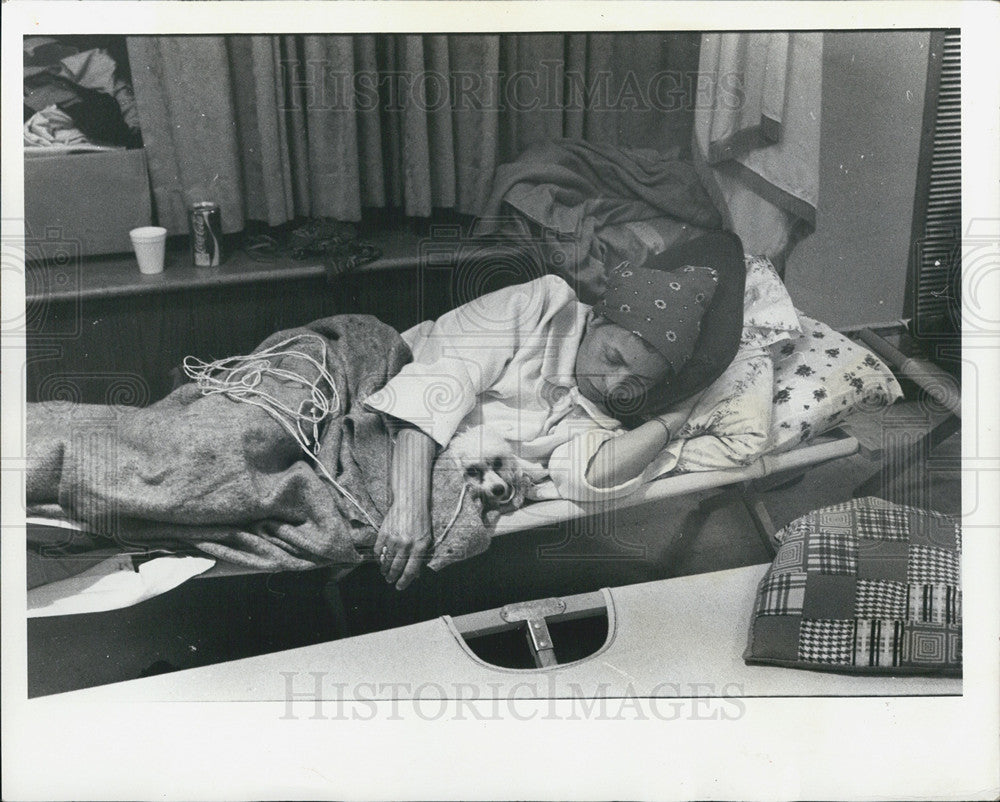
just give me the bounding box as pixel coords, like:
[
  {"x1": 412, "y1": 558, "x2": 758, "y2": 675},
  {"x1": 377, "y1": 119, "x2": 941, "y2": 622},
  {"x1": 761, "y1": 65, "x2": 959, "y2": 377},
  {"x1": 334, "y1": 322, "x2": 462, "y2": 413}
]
[
  {"x1": 586, "y1": 390, "x2": 706, "y2": 488},
  {"x1": 654, "y1": 389, "x2": 705, "y2": 439},
  {"x1": 374, "y1": 499, "x2": 432, "y2": 590}
]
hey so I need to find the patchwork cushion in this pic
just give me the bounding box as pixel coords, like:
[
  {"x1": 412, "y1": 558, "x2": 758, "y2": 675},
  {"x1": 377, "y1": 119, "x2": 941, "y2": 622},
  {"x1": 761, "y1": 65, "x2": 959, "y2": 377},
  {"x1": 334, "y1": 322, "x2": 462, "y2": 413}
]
[
  {"x1": 768, "y1": 315, "x2": 903, "y2": 452},
  {"x1": 744, "y1": 497, "x2": 961, "y2": 676}
]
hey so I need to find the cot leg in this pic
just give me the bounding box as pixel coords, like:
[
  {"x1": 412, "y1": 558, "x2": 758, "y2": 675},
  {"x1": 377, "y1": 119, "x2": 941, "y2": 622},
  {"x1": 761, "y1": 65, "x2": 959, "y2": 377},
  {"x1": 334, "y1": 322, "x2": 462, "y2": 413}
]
[
  {"x1": 739, "y1": 483, "x2": 778, "y2": 557},
  {"x1": 852, "y1": 412, "x2": 960, "y2": 501},
  {"x1": 851, "y1": 327, "x2": 962, "y2": 503},
  {"x1": 321, "y1": 574, "x2": 353, "y2": 639}
]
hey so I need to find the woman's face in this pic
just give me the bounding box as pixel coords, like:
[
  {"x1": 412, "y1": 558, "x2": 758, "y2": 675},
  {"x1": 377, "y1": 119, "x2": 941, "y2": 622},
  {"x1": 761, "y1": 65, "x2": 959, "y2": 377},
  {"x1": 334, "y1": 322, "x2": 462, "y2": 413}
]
[{"x1": 574, "y1": 315, "x2": 671, "y2": 415}]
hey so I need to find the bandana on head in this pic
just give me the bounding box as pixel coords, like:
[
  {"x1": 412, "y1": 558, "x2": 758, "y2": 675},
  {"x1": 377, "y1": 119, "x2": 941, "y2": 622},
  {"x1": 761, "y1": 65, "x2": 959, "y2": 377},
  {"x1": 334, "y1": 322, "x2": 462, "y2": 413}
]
[{"x1": 596, "y1": 262, "x2": 719, "y2": 372}]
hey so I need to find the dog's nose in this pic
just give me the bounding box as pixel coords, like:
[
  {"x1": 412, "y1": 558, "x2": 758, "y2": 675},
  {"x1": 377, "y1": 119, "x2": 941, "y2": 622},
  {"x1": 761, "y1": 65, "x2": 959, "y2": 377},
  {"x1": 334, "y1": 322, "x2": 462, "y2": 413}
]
[{"x1": 489, "y1": 483, "x2": 507, "y2": 498}]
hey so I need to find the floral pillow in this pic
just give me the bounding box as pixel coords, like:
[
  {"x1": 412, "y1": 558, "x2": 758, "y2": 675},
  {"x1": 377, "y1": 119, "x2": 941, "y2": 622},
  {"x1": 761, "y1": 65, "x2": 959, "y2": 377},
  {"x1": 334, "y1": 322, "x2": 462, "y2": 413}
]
[
  {"x1": 768, "y1": 314, "x2": 903, "y2": 452},
  {"x1": 650, "y1": 344, "x2": 775, "y2": 476}
]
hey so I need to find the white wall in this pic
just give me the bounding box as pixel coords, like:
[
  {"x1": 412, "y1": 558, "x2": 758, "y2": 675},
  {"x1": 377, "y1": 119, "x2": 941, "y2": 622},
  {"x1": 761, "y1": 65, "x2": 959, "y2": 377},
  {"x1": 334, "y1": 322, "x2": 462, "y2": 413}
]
[{"x1": 786, "y1": 31, "x2": 932, "y2": 328}]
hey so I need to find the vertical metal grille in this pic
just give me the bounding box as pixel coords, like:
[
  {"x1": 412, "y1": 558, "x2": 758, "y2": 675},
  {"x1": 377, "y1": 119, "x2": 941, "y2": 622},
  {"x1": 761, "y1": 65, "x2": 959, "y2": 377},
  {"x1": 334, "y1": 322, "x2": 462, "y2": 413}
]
[{"x1": 912, "y1": 30, "x2": 961, "y2": 333}]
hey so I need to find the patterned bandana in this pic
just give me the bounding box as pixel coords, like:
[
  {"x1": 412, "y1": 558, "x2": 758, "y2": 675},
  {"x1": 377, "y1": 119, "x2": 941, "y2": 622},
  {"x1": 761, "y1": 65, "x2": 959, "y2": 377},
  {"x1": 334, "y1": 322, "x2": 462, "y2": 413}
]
[{"x1": 596, "y1": 262, "x2": 719, "y2": 372}]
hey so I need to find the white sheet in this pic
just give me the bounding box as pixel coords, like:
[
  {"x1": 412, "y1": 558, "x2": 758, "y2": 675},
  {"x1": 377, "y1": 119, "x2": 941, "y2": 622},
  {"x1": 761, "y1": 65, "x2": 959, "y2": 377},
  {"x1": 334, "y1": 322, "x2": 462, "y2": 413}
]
[{"x1": 27, "y1": 552, "x2": 215, "y2": 618}]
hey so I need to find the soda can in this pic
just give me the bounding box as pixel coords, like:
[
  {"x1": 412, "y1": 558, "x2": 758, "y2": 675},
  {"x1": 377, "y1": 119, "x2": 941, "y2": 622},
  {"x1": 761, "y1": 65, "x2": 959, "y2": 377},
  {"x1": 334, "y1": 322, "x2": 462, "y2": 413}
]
[{"x1": 189, "y1": 202, "x2": 223, "y2": 267}]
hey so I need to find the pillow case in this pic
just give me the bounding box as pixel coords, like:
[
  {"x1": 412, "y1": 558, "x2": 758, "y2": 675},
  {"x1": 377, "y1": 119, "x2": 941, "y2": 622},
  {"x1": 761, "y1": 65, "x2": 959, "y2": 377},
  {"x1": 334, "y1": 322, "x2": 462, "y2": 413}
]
[
  {"x1": 744, "y1": 497, "x2": 961, "y2": 677},
  {"x1": 648, "y1": 344, "x2": 774, "y2": 477},
  {"x1": 635, "y1": 255, "x2": 797, "y2": 474},
  {"x1": 740, "y1": 255, "x2": 801, "y2": 350},
  {"x1": 768, "y1": 314, "x2": 903, "y2": 452}
]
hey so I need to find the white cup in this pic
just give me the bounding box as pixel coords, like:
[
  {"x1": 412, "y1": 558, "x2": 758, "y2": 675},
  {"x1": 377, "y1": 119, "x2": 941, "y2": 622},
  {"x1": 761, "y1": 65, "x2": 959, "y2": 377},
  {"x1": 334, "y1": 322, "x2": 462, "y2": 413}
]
[{"x1": 129, "y1": 226, "x2": 168, "y2": 275}]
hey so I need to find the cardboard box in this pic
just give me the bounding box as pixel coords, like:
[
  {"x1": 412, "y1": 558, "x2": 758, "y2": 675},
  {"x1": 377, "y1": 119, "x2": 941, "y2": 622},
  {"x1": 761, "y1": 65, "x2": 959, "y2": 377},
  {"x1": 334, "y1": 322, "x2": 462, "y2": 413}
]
[{"x1": 24, "y1": 148, "x2": 153, "y2": 259}]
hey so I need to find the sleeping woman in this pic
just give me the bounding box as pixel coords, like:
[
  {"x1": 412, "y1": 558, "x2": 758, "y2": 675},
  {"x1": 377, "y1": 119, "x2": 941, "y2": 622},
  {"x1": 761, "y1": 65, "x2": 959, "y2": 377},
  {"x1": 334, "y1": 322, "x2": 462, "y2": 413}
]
[
  {"x1": 25, "y1": 233, "x2": 748, "y2": 579},
  {"x1": 364, "y1": 249, "x2": 726, "y2": 590}
]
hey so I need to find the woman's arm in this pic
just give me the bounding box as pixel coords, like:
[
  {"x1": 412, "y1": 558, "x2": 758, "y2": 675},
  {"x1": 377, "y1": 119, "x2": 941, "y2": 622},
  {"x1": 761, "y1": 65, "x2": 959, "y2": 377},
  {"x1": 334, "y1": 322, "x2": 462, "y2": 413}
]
[
  {"x1": 375, "y1": 424, "x2": 438, "y2": 590},
  {"x1": 584, "y1": 418, "x2": 671, "y2": 488},
  {"x1": 584, "y1": 400, "x2": 700, "y2": 488}
]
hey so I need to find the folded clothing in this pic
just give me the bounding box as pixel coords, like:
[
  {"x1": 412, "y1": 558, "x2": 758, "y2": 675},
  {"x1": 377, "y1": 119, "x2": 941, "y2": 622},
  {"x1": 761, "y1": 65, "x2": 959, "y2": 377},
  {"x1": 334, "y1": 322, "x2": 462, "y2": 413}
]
[
  {"x1": 24, "y1": 38, "x2": 141, "y2": 148},
  {"x1": 744, "y1": 497, "x2": 961, "y2": 676},
  {"x1": 23, "y1": 105, "x2": 119, "y2": 152}
]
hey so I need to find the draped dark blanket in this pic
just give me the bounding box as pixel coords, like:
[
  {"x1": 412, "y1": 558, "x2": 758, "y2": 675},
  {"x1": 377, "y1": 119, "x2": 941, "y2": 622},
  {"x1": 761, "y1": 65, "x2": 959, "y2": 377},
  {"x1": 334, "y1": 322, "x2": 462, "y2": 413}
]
[
  {"x1": 26, "y1": 315, "x2": 489, "y2": 573},
  {"x1": 478, "y1": 139, "x2": 724, "y2": 303}
]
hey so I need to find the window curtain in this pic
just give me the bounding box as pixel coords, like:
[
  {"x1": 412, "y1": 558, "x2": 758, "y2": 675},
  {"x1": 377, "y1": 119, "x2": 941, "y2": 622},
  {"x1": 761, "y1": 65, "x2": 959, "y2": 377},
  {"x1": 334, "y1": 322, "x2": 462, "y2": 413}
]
[
  {"x1": 126, "y1": 34, "x2": 698, "y2": 235},
  {"x1": 692, "y1": 32, "x2": 822, "y2": 263}
]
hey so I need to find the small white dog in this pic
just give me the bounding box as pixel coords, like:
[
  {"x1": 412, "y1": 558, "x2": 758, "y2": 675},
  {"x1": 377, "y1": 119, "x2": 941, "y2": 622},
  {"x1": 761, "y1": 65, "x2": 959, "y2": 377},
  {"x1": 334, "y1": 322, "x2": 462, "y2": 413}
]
[{"x1": 444, "y1": 424, "x2": 543, "y2": 515}]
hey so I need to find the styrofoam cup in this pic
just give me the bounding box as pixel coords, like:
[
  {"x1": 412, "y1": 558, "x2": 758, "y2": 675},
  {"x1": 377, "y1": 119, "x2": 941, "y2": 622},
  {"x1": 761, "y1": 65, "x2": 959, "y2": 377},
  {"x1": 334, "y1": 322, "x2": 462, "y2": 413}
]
[{"x1": 130, "y1": 226, "x2": 168, "y2": 275}]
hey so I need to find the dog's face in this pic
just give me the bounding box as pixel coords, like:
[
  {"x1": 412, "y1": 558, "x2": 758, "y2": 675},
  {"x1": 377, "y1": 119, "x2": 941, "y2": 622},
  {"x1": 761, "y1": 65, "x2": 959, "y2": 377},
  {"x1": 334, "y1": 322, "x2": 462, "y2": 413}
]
[
  {"x1": 462, "y1": 454, "x2": 520, "y2": 510},
  {"x1": 447, "y1": 426, "x2": 528, "y2": 513}
]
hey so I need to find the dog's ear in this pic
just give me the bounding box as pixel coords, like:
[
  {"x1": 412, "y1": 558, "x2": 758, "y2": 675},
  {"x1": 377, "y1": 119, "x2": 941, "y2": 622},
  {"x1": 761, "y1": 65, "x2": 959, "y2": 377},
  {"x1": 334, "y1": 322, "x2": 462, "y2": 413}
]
[{"x1": 428, "y1": 445, "x2": 493, "y2": 571}]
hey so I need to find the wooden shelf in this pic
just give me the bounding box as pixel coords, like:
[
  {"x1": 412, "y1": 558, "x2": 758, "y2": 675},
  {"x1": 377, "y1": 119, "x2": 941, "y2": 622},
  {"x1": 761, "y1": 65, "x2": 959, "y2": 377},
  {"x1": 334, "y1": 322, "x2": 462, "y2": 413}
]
[{"x1": 26, "y1": 228, "x2": 526, "y2": 304}]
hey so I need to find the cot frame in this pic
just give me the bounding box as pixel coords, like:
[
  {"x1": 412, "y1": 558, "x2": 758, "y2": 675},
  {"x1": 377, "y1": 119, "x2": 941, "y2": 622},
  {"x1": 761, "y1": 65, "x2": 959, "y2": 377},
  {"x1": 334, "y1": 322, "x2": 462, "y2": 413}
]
[
  {"x1": 491, "y1": 323, "x2": 954, "y2": 552},
  {"x1": 32, "y1": 326, "x2": 933, "y2": 584},
  {"x1": 38, "y1": 325, "x2": 929, "y2": 586},
  {"x1": 491, "y1": 431, "x2": 859, "y2": 553}
]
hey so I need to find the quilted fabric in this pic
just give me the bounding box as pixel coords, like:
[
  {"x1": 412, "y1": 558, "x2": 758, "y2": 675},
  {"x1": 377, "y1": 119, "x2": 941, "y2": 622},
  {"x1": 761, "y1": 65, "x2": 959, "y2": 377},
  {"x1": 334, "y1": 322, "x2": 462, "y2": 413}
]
[{"x1": 744, "y1": 497, "x2": 961, "y2": 676}]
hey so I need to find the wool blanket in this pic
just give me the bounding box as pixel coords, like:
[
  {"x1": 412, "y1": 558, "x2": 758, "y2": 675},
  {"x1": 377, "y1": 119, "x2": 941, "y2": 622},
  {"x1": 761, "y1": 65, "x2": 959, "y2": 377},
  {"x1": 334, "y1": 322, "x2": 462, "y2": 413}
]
[
  {"x1": 477, "y1": 139, "x2": 724, "y2": 303},
  {"x1": 26, "y1": 315, "x2": 490, "y2": 574}
]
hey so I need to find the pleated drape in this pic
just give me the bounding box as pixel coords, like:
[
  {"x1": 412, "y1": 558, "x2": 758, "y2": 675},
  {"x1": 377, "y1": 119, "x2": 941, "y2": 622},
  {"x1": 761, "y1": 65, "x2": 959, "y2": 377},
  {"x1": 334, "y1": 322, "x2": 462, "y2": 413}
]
[
  {"x1": 127, "y1": 33, "x2": 698, "y2": 235},
  {"x1": 692, "y1": 32, "x2": 823, "y2": 260}
]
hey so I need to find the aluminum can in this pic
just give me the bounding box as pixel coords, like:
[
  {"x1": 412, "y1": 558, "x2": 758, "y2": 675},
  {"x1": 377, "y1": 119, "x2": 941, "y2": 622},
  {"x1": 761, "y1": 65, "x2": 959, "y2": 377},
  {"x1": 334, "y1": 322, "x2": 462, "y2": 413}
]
[{"x1": 189, "y1": 202, "x2": 223, "y2": 267}]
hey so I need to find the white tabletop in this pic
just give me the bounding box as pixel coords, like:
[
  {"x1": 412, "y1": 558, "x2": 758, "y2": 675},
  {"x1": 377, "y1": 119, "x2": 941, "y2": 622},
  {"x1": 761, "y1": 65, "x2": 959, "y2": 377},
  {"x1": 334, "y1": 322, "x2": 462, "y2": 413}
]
[{"x1": 54, "y1": 564, "x2": 960, "y2": 703}]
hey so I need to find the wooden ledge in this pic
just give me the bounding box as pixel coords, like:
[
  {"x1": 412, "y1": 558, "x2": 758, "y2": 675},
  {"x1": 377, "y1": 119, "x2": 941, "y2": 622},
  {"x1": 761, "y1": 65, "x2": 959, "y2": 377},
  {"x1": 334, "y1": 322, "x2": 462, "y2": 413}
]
[{"x1": 26, "y1": 228, "x2": 527, "y2": 304}]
